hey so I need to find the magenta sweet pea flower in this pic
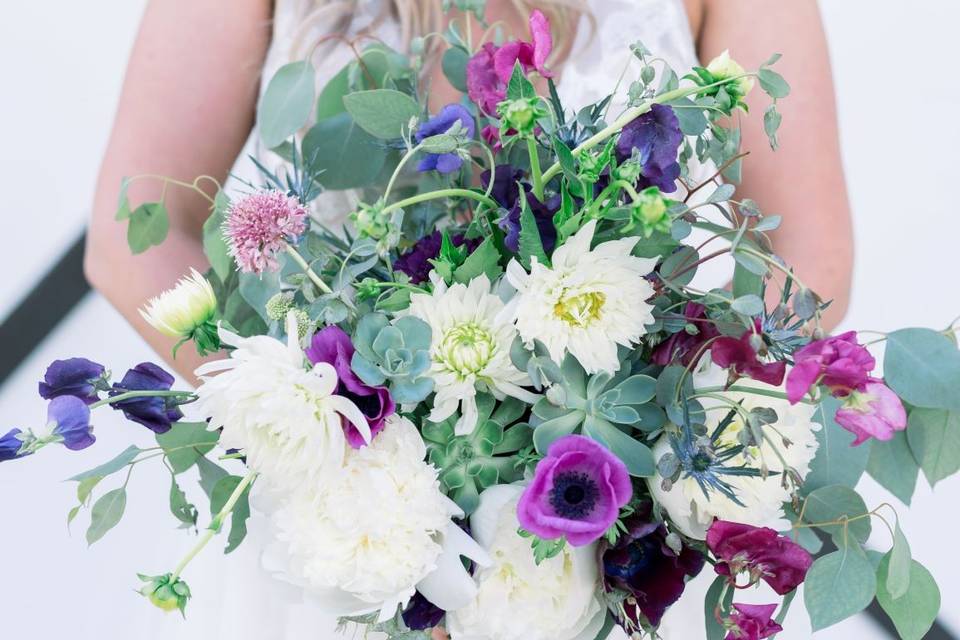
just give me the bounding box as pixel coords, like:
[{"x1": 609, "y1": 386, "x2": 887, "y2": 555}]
[
  {"x1": 834, "y1": 378, "x2": 906, "y2": 445},
  {"x1": 706, "y1": 520, "x2": 812, "y2": 595},
  {"x1": 652, "y1": 303, "x2": 720, "y2": 366},
  {"x1": 725, "y1": 603, "x2": 783, "y2": 640},
  {"x1": 305, "y1": 326, "x2": 395, "y2": 448},
  {"x1": 786, "y1": 331, "x2": 874, "y2": 404},
  {"x1": 710, "y1": 322, "x2": 786, "y2": 387},
  {"x1": 517, "y1": 434, "x2": 632, "y2": 546}
]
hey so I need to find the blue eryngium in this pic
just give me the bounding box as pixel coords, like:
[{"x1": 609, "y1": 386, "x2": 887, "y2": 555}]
[
  {"x1": 109, "y1": 363, "x2": 183, "y2": 434},
  {"x1": 38, "y1": 357, "x2": 106, "y2": 404}
]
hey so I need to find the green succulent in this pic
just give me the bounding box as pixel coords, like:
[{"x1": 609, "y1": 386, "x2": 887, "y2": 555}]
[
  {"x1": 351, "y1": 313, "x2": 434, "y2": 403},
  {"x1": 529, "y1": 353, "x2": 665, "y2": 477},
  {"x1": 422, "y1": 394, "x2": 533, "y2": 515}
]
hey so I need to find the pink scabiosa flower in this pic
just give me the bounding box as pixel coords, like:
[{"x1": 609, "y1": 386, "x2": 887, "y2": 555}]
[
  {"x1": 224, "y1": 190, "x2": 307, "y2": 274},
  {"x1": 724, "y1": 603, "x2": 782, "y2": 640},
  {"x1": 834, "y1": 378, "x2": 906, "y2": 445},
  {"x1": 706, "y1": 520, "x2": 812, "y2": 595},
  {"x1": 786, "y1": 331, "x2": 875, "y2": 404}
]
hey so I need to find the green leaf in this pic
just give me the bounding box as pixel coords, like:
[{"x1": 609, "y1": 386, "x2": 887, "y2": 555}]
[
  {"x1": 803, "y1": 484, "x2": 871, "y2": 544},
  {"x1": 730, "y1": 294, "x2": 764, "y2": 316},
  {"x1": 582, "y1": 416, "x2": 654, "y2": 476},
  {"x1": 210, "y1": 475, "x2": 252, "y2": 553},
  {"x1": 115, "y1": 177, "x2": 132, "y2": 220},
  {"x1": 906, "y1": 407, "x2": 960, "y2": 486},
  {"x1": 239, "y1": 268, "x2": 281, "y2": 325},
  {"x1": 156, "y1": 422, "x2": 220, "y2": 474},
  {"x1": 866, "y1": 431, "x2": 918, "y2": 504},
  {"x1": 552, "y1": 136, "x2": 578, "y2": 182},
  {"x1": 69, "y1": 445, "x2": 142, "y2": 481},
  {"x1": 453, "y1": 237, "x2": 503, "y2": 284},
  {"x1": 875, "y1": 557, "x2": 941, "y2": 640},
  {"x1": 86, "y1": 488, "x2": 127, "y2": 545},
  {"x1": 169, "y1": 477, "x2": 198, "y2": 528},
  {"x1": 342, "y1": 89, "x2": 420, "y2": 139},
  {"x1": 758, "y1": 68, "x2": 790, "y2": 99},
  {"x1": 302, "y1": 113, "x2": 386, "y2": 190},
  {"x1": 518, "y1": 194, "x2": 550, "y2": 269},
  {"x1": 732, "y1": 260, "x2": 763, "y2": 298},
  {"x1": 704, "y1": 575, "x2": 734, "y2": 640},
  {"x1": 659, "y1": 246, "x2": 699, "y2": 286},
  {"x1": 732, "y1": 249, "x2": 769, "y2": 277},
  {"x1": 441, "y1": 47, "x2": 469, "y2": 92},
  {"x1": 704, "y1": 183, "x2": 735, "y2": 205},
  {"x1": 506, "y1": 62, "x2": 536, "y2": 100},
  {"x1": 203, "y1": 191, "x2": 233, "y2": 281},
  {"x1": 804, "y1": 398, "x2": 871, "y2": 494},
  {"x1": 666, "y1": 97, "x2": 708, "y2": 136},
  {"x1": 127, "y1": 202, "x2": 169, "y2": 254},
  {"x1": 258, "y1": 60, "x2": 316, "y2": 149},
  {"x1": 884, "y1": 328, "x2": 960, "y2": 410},
  {"x1": 886, "y1": 521, "x2": 912, "y2": 599},
  {"x1": 316, "y1": 63, "x2": 351, "y2": 120},
  {"x1": 763, "y1": 104, "x2": 782, "y2": 150},
  {"x1": 196, "y1": 456, "x2": 230, "y2": 500},
  {"x1": 76, "y1": 476, "x2": 102, "y2": 505},
  {"x1": 803, "y1": 543, "x2": 876, "y2": 630}
]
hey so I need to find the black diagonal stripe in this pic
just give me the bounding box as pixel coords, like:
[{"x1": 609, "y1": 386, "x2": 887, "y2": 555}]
[{"x1": 0, "y1": 233, "x2": 89, "y2": 387}]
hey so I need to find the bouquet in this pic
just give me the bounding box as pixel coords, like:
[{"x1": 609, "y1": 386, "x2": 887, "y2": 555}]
[{"x1": 4, "y1": 6, "x2": 956, "y2": 639}]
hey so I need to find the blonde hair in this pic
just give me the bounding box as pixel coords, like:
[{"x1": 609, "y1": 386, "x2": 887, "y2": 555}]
[{"x1": 288, "y1": 0, "x2": 592, "y2": 70}]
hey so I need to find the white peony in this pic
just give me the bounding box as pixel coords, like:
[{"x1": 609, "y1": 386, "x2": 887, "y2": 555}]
[
  {"x1": 193, "y1": 314, "x2": 370, "y2": 488},
  {"x1": 139, "y1": 268, "x2": 216, "y2": 338},
  {"x1": 447, "y1": 484, "x2": 606, "y2": 640},
  {"x1": 263, "y1": 415, "x2": 490, "y2": 620},
  {"x1": 504, "y1": 219, "x2": 657, "y2": 375},
  {"x1": 648, "y1": 363, "x2": 820, "y2": 539},
  {"x1": 408, "y1": 273, "x2": 535, "y2": 435}
]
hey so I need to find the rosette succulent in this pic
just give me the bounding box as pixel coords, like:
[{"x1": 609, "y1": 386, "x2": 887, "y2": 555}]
[{"x1": 350, "y1": 313, "x2": 434, "y2": 403}]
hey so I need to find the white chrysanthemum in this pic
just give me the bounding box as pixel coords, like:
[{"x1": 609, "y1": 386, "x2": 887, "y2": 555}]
[
  {"x1": 504, "y1": 219, "x2": 657, "y2": 374},
  {"x1": 263, "y1": 416, "x2": 490, "y2": 620},
  {"x1": 408, "y1": 274, "x2": 535, "y2": 434},
  {"x1": 139, "y1": 268, "x2": 216, "y2": 338},
  {"x1": 194, "y1": 314, "x2": 369, "y2": 488},
  {"x1": 649, "y1": 363, "x2": 821, "y2": 539},
  {"x1": 447, "y1": 484, "x2": 605, "y2": 640}
]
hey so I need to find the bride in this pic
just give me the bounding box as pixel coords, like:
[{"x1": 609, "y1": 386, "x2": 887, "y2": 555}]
[{"x1": 85, "y1": 1, "x2": 852, "y2": 638}]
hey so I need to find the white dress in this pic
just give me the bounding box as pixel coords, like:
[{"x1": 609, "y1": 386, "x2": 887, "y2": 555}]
[{"x1": 149, "y1": 2, "x2": 790, "y2": 639}]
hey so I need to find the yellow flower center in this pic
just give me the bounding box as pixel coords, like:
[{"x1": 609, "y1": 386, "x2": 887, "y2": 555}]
[
  {"x1": 554, "y1": 291, "x2": 606, "y2": 328},
  {"x1": 438, "y1": 322, "x2": 496, "y2": 377}
]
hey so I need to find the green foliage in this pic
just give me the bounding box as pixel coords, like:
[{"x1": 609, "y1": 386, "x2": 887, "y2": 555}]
[
  {"x1": 803, "y1": 397, "x2": 871, "y2": 494},
  {"x1": 441, "y1": 47, "x2": 469, "y2": 92},
  {"x1": 875, "y1": 556, "x2": 941, "y2": 640},
  {"x1": 203, "y1": 191, "x2": 233, "y2": 281},
  {"x1": 906, "y1": 407, "x2": 960, "y2": 486},
  {"x1": 302, "y1": 113, "x2": 386, "y2": 190},
  {"x1": 866, "y1": 431, "x2": 918, "y2": 504},
  {"x1": 704, "y1": 575, "x2": 734, "y2": 640},
  {"x1": 518, "y1": 194, "x2": 550, "y2": 269},
  {"x1": 169, "y1": 476, "x2": 198, "y2": 530},
  {"x1": 258, "y1": 60, "x2": 316, "y2": 149},
  {"x1": 886, "y1": 521, "x2": 912, "y2": 600},
  {"x1": 884, "y1": 328, "x2": 960, "y2": 410},
  {"x1": 209, "y1": 475, "x2": 252, "y2": 553},
  {"x1": 127, "y1": 202, "x2": 169, "y2": 254},
  {"x1": 757, "y1": 68, "x2": 791, "y2": 99},
  {"x1": 803, "y1": 541, "x2": 876, "y2": 631},
  {"x1": 87, "y1": 487, "x2": 127, "y2": 545},
  {"x1": 352, "y1": 313, "x2": 434, "y2": 403},
  {"x1": 343, "y1": 89, "x2": 420, "y2": 139},
  {"x1": 516, "y1": 528, "x2": 567, "y2": 564},
  {"x1": 453, "y1": 237, "x2": 503, "y2": 284},
  {"x1": 802, "y1": 484, "x2": 871, "y2": 544},
  {"x1": 68, "y1": 444, "x2": 142, "y2": 481},
  {"x1": 156, "y1": 422, "x2": 220, "y2": 474}
]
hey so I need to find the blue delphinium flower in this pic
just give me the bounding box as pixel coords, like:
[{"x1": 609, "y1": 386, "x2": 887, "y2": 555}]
[
  {"x1": 38, "y1": 357, "x2": 106, "y2": 404},
  {"x1": 0, "y1": 428, "x2": 28, "y2": 462},
  {"x1": 110, "y1": 362, "x2": 183, "y2": 434},
  {"x1": 46, "y1": 396, "x2": 96, "y2": 451},
  {"x1": 615, "y1": 104, "x2": 683, "y2": 193},
  {"x1": 415, "y1": 104, "x2": 476, "y2": 174}
]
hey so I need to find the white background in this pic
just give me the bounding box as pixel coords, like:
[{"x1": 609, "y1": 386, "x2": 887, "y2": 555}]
[{"x1": 0, "y1": 1, "x2": 958, "y2": 638}]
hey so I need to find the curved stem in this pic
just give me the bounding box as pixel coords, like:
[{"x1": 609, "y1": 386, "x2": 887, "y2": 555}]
[
  {"x1": 89, "y1": 390, "x2": 194, "y2": 410},
  {"x1": 383, "y1": 142, "x2": 424, "y2": 204},
  {"x1": 381, "y1": 188, "x2": 499, "y2": 215},
  {"x1": 284, "y1": 245, "x2": 334, "y2": 295}
]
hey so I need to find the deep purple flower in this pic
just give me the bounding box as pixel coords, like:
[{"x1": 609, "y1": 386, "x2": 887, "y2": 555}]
[
  {"x1": 602, "y1": 503, "x2": 704, "y2": 627},
  {"x1": 47, "y1": 395, "x2": 96, "y2": 451},
  {"x1": 834, "y1": 378, "x2": 906, "y2": 446},
  {"x1": 393, "y1": 231, "x2": 482, "y2": 285},
  {"x1": 786, "y1": 331, "x2": 875, "y2": 404},
  {"x1": 481, "y1": 164, "x2": 525, "y2": 208},
  {"x1": 652, "y1": 303, "x2": 720, "y2": 367},
  {"x1": 305, "y1": 326, "x2": 395, "y2": 448},
  {"x1": 415, "y1": 104, "x2": 476, "y2": 174},
  {"x1": 0, "y1": 428, "x2": 27, "y2": 462},
  {"x1": 710, "y1": 322, "x2": 786, "y2": 387},
  {"x1": 499, "y1": 192, "x2": 560, "y2": 255},
  {"x1": 38, "y1": 357, "x2": 105, "y2": 405},
  {"x1": 518, "y1": 435, "x2": 632, "y2": 546},
  {"x1": 616, "y1": 104, "x2": 683, "y2": 193},
  {"x1": 110, "y1": 362, "x2": 183, "y2": 434},
  {"x1": 725, "y1": 603, "x2": 783, "y2": 640},
  {"x1": 401, "y1": 591, "x2": 445, "y2": 631},
  {"x1": 707, "y1": 520, "x2": 812, "y2": 595}
]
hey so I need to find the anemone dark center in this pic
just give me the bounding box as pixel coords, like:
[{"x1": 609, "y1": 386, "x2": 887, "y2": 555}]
[{"x1": 549, "y1": 471, "x2": 600, "y2": 519}]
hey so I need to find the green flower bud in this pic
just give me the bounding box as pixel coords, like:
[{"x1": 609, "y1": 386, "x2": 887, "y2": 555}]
[
  {"x1": 138, "y1": 573, "x2": 191, "y2": 616},
  {"x1": 623, "y1": 186, "x2": 672, "y2": 238},
  {"x1": 496, "y1": 97, "x2": 547, "y2": 137},
  {"x1": 706, "y1": 49, "x2": 755, "y2": 102},
  {"x1": 265, "y1": 292, "x2": 295, "y2": 321}
]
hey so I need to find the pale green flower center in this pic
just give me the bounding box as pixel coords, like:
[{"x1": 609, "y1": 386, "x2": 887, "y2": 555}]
[
  {"x1": 554, "y1": 291, "x2": 606, "y2": 328},
  {"x1": 438, "y1": 322, "x2": 496, "y2": 377}
]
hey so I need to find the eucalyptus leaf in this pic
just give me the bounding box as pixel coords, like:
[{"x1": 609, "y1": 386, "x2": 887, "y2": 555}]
[
  {"x1": 884, "y1": 328, "x2": 960, "y2": 410},
  {"x1": 730, "y1": 294, "x2": 764, "y2": 316},
  {"x1": 258, "y1": 60, "x2": 316, "y2": 149},
  {"x1": 203, "y1": 191, "x2": 233, "y2": 281},
  {"x1": 866, "y1": 431, "x2": 918, "y2": 504},
  {"x1": 906, "y1": 407, "x2": 960, "y2": 486},
  {"x1": 441, "y1": 47, "x2": 469, "y2": 92},
  {"x1": 803, "y1": 484, "x2": 871, "y2": 544},
  {"x1": 127, "y1": 202, "x2": 169, "y2": 255},
  {"x1": 704, "y1": 183, "x2": 735, "y2": 205},
  {"x1": 758, "y1": 68, "x2": 790, "y2": 99},
  {"x1": 803, "y1": 543, "x2": 876, "y2": 630},
  {"x1": 875, "y1": 557, "x2": 941, "y2": 640},
  {"x1": 886, "y1": 521, "x2": 912, "y2": 600},
  {"x1": 704, "y1": 575, "x2": 733, "y2": 640},
  {"x1": 302, "y1": 113, "x2": 386, "y2": 190},
  {"x1": 659, "y1": 246, "x2": 699, "y2": 287},
  {"x1": 343, "y1": 89, "x2": 420, "y2": 139},
  {"x1": 803, "y1": 398, "x2": 870, "y2": 494},
  {"x1": 68, "y1": 445, "x2": 142, "y2": 482},
  {"x1": 157, "y1": 422, "x2": 220, "y2": 474},
  {"x1": 86, "y1": 488, "x2": 127, "y2": 545},
  {"x1": 666, "y1": 97, "x2": 708, "y2": 136}
]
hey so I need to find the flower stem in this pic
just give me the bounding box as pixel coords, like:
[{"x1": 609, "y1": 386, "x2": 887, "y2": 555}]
[
  {"x1": 383, "y1": 142, "x2": 425, "y2": 204},
  {"x1": 284, "y1": 245, "x2": 334, "y2": 295},
  {"x1": 694, "y1": 385, "x2": 816, "y2": 405},
  {"x1": 89, "y1": 390, "x2": 195, "y2": 410},
  {"x1": 170, "y1": 471, "x2": 257, "y2": 581},
  {"x1": 526, "y1": 137, "x2": 544, "y2": 200},
  {"x1": 381, "y1": 188, "x2": 499, "y2": 215}
]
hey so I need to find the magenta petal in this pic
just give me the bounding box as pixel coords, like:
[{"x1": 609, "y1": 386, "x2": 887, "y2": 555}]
[
  {"x1": 528, "y1": 9, "x2": 553, "y2": 75},
  {"x1": 466, "y1": 42, "x2": 504, "y2": 114},
  {"x1": 493, "y1": 41, "x2": 528, "y2": 82},
  {"x1": 835, "y1": 380, "x2": 906, "y2": 446},
  {"x1": 786, "y1": 360, "x2": 821, "y2": 404}
]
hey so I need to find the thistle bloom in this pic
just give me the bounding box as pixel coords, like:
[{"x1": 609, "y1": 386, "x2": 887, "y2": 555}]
[
  {"x1": 109, "y1": 363, "x2": 183, "y2": 434},
  {"x1": 139, "y1": 269, "x2": 219, "y2": 355},
  {"x1": 305, "y1": 326, "x2": 395, "y2": 448},
  {"x1": 415, "y1": 104, "x2": 476, "y2": 174},
  {"x1": 651, "y1": 302, "x2": 720, "y2": 366},
  {"x1": 615, "y1": 104, "x2": 683, "y2": 193},
  {"x1": 725, "y1": 603, "x2": 782, "y2": 640},
  {"x1": 518, "y1": 435, "x2": 632, "y2": 546},
  {"x1": 786, "y1": 331, "x2": 874, "y2": 404},
  {"x1": 0, "y1": 428, "x2": 27, "y2": 462},
  {"x1": 224, "y1": 190, "x2": 307, "y2": 274},
  {"x1": 706, "y1": 520, "x2": 812, "y2": 595},
  {"x1": 393, "y1": 231, "x2": 480, "y2": 284},
  {"x1": 710, "y1": 322, "x2": 786, "y2": 387},
  {"x1": 38, "y1": 357, "x2": 105, "y2": 404},
  {"x1": 834, "y1": 378, "x2": 907, "y2": 445},
  {"x1": 505, "y1": 219, "x2": 657, "y2": 374}
]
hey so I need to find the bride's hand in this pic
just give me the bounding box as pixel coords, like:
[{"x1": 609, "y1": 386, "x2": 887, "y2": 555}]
[{"x1": 431, "y1": 627, "x2": 449, "y2": 640}]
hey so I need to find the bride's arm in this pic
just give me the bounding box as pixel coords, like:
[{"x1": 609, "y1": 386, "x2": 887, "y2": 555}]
[
  {"x1": 695, "y1": 0, "x2": 854, "y2": 330},
  {"x1": 85, "y1": 0, "x2": 272, "y2": 381}
]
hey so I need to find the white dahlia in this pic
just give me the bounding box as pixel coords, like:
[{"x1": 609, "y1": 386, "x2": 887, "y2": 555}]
[
  {"x1": 407, "y1": 273, "x2": 535, "y2": 435},
  {"x1": 193, "y1": 314, "x2": 369, "y2": 488},
  {"x1": 447, "y1": 484, "x2": 606, "y2": 640},
  {"x1": 263, "y1": 416, "x2": 490, "y2": 620},
  {"x1": 139, "y1": 268, "x2": 216, "y2": 338},
  {"x1": 504, "y1": 219, "x2": 657, "y2": 374},
  {"x1": 649, "y1": 363, "x2": 821, "y2": 539}
]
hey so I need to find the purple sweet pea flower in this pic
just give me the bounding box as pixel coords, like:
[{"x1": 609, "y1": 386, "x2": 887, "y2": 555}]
[
  {"x1": 38, "y1": 357, "x2": 105, "y2": 405},
  {"x1": 602, "y1": 503, "x2": 704, "y2": 627},
  {"x1": 47, "y1": 396, "x2": 96, "y2": 451},
  {"x1": 652, "y1": 303, "x2": 720, "y2": 367},
  {"x1": 0, "y1": 428, "x2": 28, "y2": 462},
  {"x1": 517, "y1": 435, "x2": 633, "y2": 546},
  {"x1": 481, "y1": 164, "x2": 525, "y2": 208},
  {"x1": 725, "y1": 603, "x2": 783, "y2": 640},
  {"x1": 393, "y1": 231, "x2": 482, "y2": 285},
  {"x1": 415, "y1": 104, "x2": 476, "y2": 174},
  {"x1": 710, "y1": 322, "x2": 786, "y2": 387},
  {"x1": 305, "y1": 326, "x2": 395, "y2": 448},
  {"x1": 834, "y1": 378, "x2": 907, "y2": 446},
  {"x1": 401, "y1": 591, "x2": 445, "y2": 631},
  {"x1": 786, "y1": 331, "x2": 875, "y2": 404},
  {"x1": 615, "y1": 104, "x2": 683, "y2": 193},
  {"x1": 706, "y1": 520, "x2": 812, "y2": 595},
  {"x1": 498, "y1": 191, "x2": 560, "y2": 255},
  {"x1": 110, "y1": 362, "x2": 183, "y2": 434}
]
